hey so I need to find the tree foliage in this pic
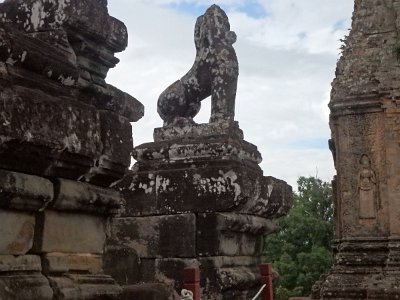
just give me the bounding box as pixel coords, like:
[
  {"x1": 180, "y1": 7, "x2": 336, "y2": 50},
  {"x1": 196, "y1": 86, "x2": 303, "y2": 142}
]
[{"x1": 263, "y1": 176, "x2": 334, "y2": 299}]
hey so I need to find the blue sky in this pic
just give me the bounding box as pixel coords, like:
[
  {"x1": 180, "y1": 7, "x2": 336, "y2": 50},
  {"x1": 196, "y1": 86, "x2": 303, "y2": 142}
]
[{"x1": 164, "y1": 1, "x2": 268, "y2": 19}]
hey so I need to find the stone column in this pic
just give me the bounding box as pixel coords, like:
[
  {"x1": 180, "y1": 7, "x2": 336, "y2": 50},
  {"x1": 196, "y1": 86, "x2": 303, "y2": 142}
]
[
  {"x1": 0, "y1": 0, "x2": 144, "y2": 299},
  {"x1": 313, "y1": 0, "x2": 400, "y2": 298}
]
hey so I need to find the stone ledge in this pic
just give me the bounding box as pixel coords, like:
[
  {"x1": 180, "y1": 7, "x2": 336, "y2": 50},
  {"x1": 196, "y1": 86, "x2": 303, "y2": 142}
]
[
  {"x1": 0, "y1": 254, "x2": 41, "y2": 272},
  {"x1": 52, "y1": 179, "x2": 122, "y2": 215},
  {"x1": 153, "y1": 121, "x2": 244, "y2": 142},
  {"x1": 48, "y1": 274, "x2": 122, "y2": 300},
  {"x1": 0, "y1": 169, "x2": 53, "y2": 211},
  {"x1": 42, "y1": 253, "x2": 103, "y2": 275},
  {"x1": 0, "y1": 274, "x2": 53, "y2": 300},
  {"x1": 197, "y1": 213, "x2": 278, "y2": 257}
]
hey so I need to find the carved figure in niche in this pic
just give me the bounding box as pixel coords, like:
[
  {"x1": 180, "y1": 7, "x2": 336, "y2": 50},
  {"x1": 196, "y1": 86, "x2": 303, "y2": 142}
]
[
  {"x1": 357, "y1": 154, "x2": 377, "y2": 219},
  {"x1": 157, "y1": 4, "x2": 239, "y2": 126}
]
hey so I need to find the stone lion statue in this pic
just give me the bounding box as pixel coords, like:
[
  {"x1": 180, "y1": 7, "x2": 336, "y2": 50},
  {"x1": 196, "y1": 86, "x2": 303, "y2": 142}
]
[{"x1": 157, "y1": 4, "x2": 239, "y2": 126}]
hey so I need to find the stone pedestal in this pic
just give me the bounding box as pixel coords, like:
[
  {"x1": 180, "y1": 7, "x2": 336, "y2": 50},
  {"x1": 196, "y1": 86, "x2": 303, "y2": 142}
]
[{"x1": 107, "y1": 121, "x2": 292, "y2": 299}]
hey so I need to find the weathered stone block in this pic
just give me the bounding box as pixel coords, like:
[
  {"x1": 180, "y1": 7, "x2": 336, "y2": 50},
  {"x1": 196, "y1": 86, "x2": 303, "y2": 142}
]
[
  {"x1": 0, "y1": 274, "x2": 54, "y2": 300},
  {"x1": 117, "y1": 164, "x2": 272, "y2": 216},
  {"x1": 109, "y1": 214, "x2": 196, "y2": 258},
  {"x1": 122, "y1": 283, "x2": 176, "y2": 300},
  {"x1": 134, "y1": 135, "x2": 260, "y2": 167},
  {"x1": 0, "y1": 86, "x2": 102, "y2": 179},
  {"x1": 0, "y1": 209, "x2": 35, "y2": 255},
  {"x1": 0, "y1": 254, "x2": 41, "y2": 272},
  {"x1": 156, "y1": 166, "x2": 253, "y2": 213},
  {"x1": 199, "y1": 256, "x2": 262, "y2": 299},
  {"x1": 42, "y1": 253, "x2": 103, "y2": 275},
  {"x1": 140, "y1": 258, "x2": 200, "y2": 291},
  {"x1": 115, "y1": 171, "x2": 158, "y2": 217},
  {"x1": 48, "y1": 274, "x2": 122, "y2": 300},
  {"x1": 52, "y1": 179, "x2": 122, "y2": 215},
  {"x1": 153, "y1": 120, "x2": 243, "y2": 142},
  {"x1": 84, "y1": 111, "x2": 132, "y2": 186},
  {"x1": 0, "y1": 0, "x2": 128, "y2": 52},
  {"x1": 0, "y1": 170, "x2": 53, "y2": 211},
  {"x1": 34, "y1": 210, "x2": 106, "y2": 254},
  {"x1": 47, "y1": 277, "x2": 79, "y2": 300},
  {"x1": 197, "y1": 213, "x2": 277, "y2": 256},
  {"x1": 104, "y1": 246, "x2": 140, "y2": 285},
  {"x1": 121, "y1": 138, "x2": 292, "y2": 217},
  {"x1": 68, "y1": 273, "x2": 122, "y2": 300},
  {"x1": 105, "y1": 85, "x2": 144, "y2": 122}
]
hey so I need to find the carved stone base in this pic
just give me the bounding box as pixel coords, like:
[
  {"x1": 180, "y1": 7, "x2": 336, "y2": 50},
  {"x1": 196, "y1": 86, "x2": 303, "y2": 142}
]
[
  {"x1": 0, "y1": 255, "x2": 53, "y2": 300},
  {"x1": 0, "y1": 168, "x2": 124, "y2": 299},
  {"x1": 313, "y1": 238, "x2": 400, "y2": 299},
  {"x1": 119, "y1": 125, "x2": 291, "y2": 218},
  {"x1": 108, "y1": 123, "x2": 292, "y2": 299},
  {"x1": 122, "y1": 283, "x2": 176, "y2": 300},
  {"x1": 48, "y1": 274, "x2": 122, "y2": 300}
]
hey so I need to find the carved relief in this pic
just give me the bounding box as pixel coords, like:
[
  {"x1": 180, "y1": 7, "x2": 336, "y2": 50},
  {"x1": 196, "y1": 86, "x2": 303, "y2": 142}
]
[{"x1": 357, "y1": 154, "x2": 377, "y2": 219}]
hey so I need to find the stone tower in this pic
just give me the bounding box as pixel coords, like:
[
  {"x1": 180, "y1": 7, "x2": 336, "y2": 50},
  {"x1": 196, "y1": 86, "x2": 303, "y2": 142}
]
[{"x1": 313, "y1": 0, "x2": 400, "y2": 298}]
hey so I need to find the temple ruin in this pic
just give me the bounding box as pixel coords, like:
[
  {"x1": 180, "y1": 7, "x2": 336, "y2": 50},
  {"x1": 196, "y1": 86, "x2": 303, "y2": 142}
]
[
  {"x1": 0, "y1": 1, "x2": 291, "y2": 299},
  {"x1": 313, "y1": 0, "x2": 400, "y2": 298}
]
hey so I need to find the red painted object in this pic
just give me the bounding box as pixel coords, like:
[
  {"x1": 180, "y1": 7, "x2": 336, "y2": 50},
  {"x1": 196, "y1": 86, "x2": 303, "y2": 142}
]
[
  {"x1": 183, "y1": 267, "x2": 200, "y2": 300},
  {"x1": 260, "y1": 264, "x2": 274, "y2": 300}
]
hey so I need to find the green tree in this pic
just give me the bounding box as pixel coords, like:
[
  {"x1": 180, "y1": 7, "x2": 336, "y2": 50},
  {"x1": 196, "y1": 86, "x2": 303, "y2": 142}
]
[{"x1": 263, "y1": 176, "x2": 333, "y2": 299}]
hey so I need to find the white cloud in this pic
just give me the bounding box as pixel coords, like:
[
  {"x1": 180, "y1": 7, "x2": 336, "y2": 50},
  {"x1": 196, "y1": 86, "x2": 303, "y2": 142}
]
[{"x1": 106, "y1": 0, "x2": 353, "y2": 190}]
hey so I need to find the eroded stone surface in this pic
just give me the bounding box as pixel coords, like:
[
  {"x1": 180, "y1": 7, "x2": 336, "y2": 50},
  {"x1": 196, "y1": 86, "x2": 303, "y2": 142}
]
[
  {"x1": 0, "y1": 210, "x2": 35, "y2": 255},
  {"x1": 197, "y1": 213, "x2": 278, "y2": 257},
  {"x1": 0, "y1": 254, "x2": 41, "y2": 272},
  {"x1": 0, "y1": 0, "x2": 142, "y2": 299},
  {"x1": 109, "y1": 214, "x2": 196, "y2": 258},
  {"x1": 34, "y1": 210, "x2": 106, "y2": 254},
  {"x1": 116, "y1": 131, "x2": 291, "y2": 218},
  {"x1": 42, "y1": 253, "x2": 103, "y2": 275},
  {"x1": 0, "y1": 274, "x2": 54, "y2": 300},
  {"x1": 0, "y1": 0, "x2": 143, "y2": 186},
  {"x1": 48, "y1": 274, "x2": 122, "y2": 300},
  {"x1": 52, "y1": 179, "x2": 122, "y2": 215},
  {"x1": 0, "y1": 170, "x2": 53, "y2": 211},
  {"x1": 314, "y1": 0, "x2": 400, "y2": 298}
]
